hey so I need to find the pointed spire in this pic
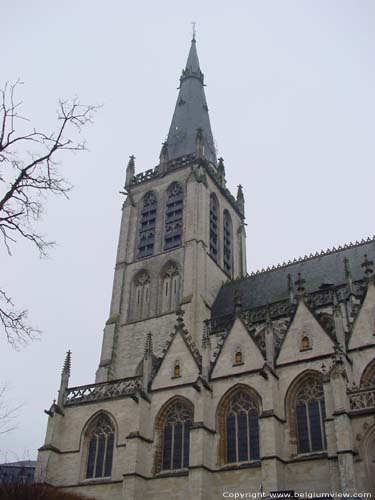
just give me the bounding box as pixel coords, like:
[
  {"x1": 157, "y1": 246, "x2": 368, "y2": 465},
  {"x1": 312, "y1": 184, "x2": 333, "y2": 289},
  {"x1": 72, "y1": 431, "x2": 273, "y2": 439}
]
[
  {"x1": 58, "y1": 350, "x2": 71, "y2": 406},
  {"x1": 125, "y1": 155, "x2": 135, "y2": 189},
  {"x1": 62, "y1": 350, "x2": 71, "y2": 376},
  {"x1": 144, "y1": 331, "x2": 153, "y2": 359},
  {"x1": 217, "y1": 157, "x2": 226, "y2": 187},
  {"x1": 166, "y1": 37, "x2": 217, "y2": 165},
  {"x1": 159, "y1": 141, "x2": 169, "y2": 174},
  {"x1": 236, "y1": 185, "x2": 245, "y2": 216}
]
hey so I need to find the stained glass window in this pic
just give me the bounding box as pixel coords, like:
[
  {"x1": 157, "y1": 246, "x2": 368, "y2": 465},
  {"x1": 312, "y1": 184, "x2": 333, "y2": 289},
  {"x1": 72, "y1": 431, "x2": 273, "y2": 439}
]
[
  {"x1": 164, "y1": 183, "x2": 183, "y2": 250},
  {"x1": 295, "y1": 378, "x2": 326, "y2": 454},
  {"x1": 210, "y1": 194, "x2": 219, "y2": 261},
  {"x1": 86, "y1": 414, "x2": 115, "y2": 479},
  {"x1": 137, "y1": 192, "x2": 157, "y2": 259},
  {"x1": 225, "y1": 390, "x2": 260, "y2": 463},
  {"x1": 161, "y1": 402, "x2": 193, "y2": 471}
]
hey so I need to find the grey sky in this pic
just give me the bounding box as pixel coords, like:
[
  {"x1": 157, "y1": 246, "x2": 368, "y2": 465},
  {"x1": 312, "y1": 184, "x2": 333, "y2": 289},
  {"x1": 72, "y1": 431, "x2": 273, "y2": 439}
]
[{"x1": 1, "y1": 0, "x2": 374, "y2": 460}]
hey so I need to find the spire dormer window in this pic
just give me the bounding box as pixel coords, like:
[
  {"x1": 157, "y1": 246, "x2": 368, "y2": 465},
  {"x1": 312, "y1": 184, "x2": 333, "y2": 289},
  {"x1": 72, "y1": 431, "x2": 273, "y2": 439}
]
[
  {"x1": 137, "y1": 192, "x2": 157, "y2": 259},
  {"x1": 164, "y1": 183, "x2": 184, "y2": 250}
]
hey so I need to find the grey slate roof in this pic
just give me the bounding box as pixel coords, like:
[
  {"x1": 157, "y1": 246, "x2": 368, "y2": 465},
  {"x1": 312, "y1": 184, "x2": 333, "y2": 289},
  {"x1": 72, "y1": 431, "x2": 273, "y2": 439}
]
[
  {"x1": 212, "y1": 238, "x2": 375, "y2": 317},
  {"x1": 166, "y1": 38, "x2": 217, "y2": 165}
]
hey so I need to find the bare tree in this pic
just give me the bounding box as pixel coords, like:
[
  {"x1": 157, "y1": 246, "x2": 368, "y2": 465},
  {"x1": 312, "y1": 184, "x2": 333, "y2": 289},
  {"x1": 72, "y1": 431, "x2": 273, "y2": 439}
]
[
  {"x1": 0, "y1": 384, "x2": 20, "y2": 435},
  {"x1": 0, "y1": 80, "x2": 98, "y2": 346}
]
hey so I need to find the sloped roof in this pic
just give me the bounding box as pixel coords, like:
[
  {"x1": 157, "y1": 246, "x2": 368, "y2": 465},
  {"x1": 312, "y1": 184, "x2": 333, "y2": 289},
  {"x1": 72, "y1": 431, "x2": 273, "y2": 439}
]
[{"x1": 212, "y1": 238, "x2": 375, "y2": 317}]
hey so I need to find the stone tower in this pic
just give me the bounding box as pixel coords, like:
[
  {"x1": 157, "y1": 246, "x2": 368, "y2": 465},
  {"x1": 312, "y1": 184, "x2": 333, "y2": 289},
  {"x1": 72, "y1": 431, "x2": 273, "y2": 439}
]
[{"x1": 96, "y1": 36, "x2": 246, "y2": 383}]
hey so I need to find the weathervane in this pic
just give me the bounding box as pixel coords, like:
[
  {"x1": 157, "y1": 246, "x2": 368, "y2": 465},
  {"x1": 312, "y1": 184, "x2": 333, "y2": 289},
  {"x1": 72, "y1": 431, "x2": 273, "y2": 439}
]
[{"x1": 191, "y1": 21, "x2": 197, "y2": 40}]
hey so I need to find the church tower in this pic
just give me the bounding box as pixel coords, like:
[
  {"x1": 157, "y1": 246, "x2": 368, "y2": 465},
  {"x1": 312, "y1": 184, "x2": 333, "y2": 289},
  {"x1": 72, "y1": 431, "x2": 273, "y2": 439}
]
[{"x1": 96, "y1": 36, "x2": 247, "y2": 382}]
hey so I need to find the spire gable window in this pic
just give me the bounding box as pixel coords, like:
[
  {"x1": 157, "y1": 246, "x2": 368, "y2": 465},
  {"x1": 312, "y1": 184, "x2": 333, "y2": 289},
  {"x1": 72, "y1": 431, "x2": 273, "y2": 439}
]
[
  {"x1": 223, "y1": 210, "x2": 233, "y2": 276},
  {"x1": 164, "y1": 183, "x2": 184, "y2": 250},
  {"x1": 84, "y1": 414, "x2": 115, "y2": 479},
  {"x1": 137, "y1": 192, "x2": 157, "y2": 259},
  {"x1": 209, "y1": 194, "x2": 219, "y2": 262}
]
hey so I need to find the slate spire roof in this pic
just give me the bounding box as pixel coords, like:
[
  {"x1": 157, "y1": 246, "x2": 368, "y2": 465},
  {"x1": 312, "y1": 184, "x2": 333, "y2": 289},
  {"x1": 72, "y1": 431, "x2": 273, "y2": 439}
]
[{"x1": 166, "y1": 36, "x2": 217, "y2": 165}]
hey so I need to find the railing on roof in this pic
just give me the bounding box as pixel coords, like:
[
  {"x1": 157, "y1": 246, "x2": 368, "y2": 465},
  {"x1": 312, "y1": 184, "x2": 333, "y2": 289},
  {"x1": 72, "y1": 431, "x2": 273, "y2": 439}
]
[
  {"x1": 65, "y1": 376, "x2": 142, "y2": 406},
  {"x1": 347, "y1": 384, "x2": 375, "y2": 411}
]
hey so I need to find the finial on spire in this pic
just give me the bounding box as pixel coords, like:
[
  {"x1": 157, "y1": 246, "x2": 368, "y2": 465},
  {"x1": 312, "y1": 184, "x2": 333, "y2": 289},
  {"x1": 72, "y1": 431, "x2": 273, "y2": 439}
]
[
  {"x1": 62, "y1": 350, "x2": 71, "y2": 376},
  {"x1": 125, "y1": 155, "x2": 136, "y2": 189},
  {"x1": 195, "y1": 127, "x2": 205, "y2": 159},
  {"x1": 217, "y1": 157, "x2": 226, "y2": 187},
  {"x1": 159, "y1": 141, "x2": 169, "y2": 175},
  {"x1": 236, "y1": 185, "x2": 245, "y2": 216},
  {"x1": 191, "y1": 21, "x2": 197, "y2": 41}
]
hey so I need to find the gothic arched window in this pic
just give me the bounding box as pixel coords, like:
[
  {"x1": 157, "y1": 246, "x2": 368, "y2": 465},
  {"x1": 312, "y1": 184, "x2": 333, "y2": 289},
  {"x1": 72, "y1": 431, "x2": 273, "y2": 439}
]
[
  {"x1": 295, "y1": 378, "x2": 326, "y2": 453},
  {"x1": 162, "y1": 402, "x2": 192, "y2": 470},
  {"x1": 164, "y1": 183, "x2": 184, "y2": 250},
  {"x1": 137, "y1": 192, "x2": 157, "y2": 259},
  {"x1": 223, "y1": 210, "x2": 233, "y2": 276},
  {"x1": 160, "y1": 262, "x2": 180, "y2": 314},
  {"x1": 360, "y1": 359, "x2": 375, "y2": 386},
  {"x1": 130, "y1": 270, "x2": 151, "y2": 321},
  {"x1": 218, "y1": 387, "x2": 260, "y2": 464},
  {"x1": 209, "y1": 193, "x2": 219, "y2": 261},
  {"x1": 85, "y1": 414, "x2": 115, "y2": 479}
]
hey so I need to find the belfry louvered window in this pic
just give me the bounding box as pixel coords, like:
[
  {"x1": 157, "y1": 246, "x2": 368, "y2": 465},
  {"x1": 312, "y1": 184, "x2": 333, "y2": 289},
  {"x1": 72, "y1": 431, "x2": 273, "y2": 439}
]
[
  {"x1": 223, "y1": 210, "x2": 233, "y2": 276},
  {"x1": 225, "y1": 390, "x2": 260, "y2": 463},
  {"x1": 137, "y1": 192, "x2": 157, "y2": 259},
  {"x1": 162, "y1": 402, "x2": 193, "y2": 471},
  {"x1": 85, "y1": 414, "x2": 115, "y2": 479},
  {"x1": 164, "y1": 183, "x2": 183, "y2": 250},
  {"x1": 295, "y1": 378, "x2": 326, "y2": 453},
  {"x1": 209, "y1": 194, "x2": 219, "y2": 261}
]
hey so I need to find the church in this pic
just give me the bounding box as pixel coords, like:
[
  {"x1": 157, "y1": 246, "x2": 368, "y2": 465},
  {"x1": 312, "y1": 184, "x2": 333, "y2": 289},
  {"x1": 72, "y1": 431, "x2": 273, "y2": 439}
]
[{"x1": 36, "y1": 36, "x2": 375, "y2": 499}]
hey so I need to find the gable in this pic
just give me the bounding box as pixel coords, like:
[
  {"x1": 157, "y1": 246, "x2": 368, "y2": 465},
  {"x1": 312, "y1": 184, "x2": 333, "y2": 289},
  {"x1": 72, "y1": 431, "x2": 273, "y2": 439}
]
[
  {"x1": 277, "y1": 301, "x2": 335, "y2": 364},
  {"x1": 152, "y1": 332, "x2": 200, "y2": 390},
  {"x1": 349, "y1": 282, "x2": 375, "y2": 350},
  {"x1": 211, "y1": 318, "x2": 264, "y2": 379}
]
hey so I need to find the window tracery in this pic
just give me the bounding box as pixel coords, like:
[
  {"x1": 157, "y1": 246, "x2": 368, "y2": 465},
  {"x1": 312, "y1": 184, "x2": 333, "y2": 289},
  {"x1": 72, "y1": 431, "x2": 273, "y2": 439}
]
[
  {"x1": 218, "y1": 387, "x2": 260, "y2": 464},
  {"x1": 209, "y1": 194, "x2": 219, "y2": 261},
  {"x1": 137, "y1": 192, "x2": 157, "y2": 259},
  {"x1": 223, "y1": 210, "x2": 233, "y2": 276},
  {"x1": 295, "y1": 378, "x2": 326, "y2": 453},
  {"x1": 160, "y1": 262, "x2": 180, "y2": 313},
  {"x1": 160, "y1": 402, "x2": 193, "y2": 471},
  {"x1": 85, "y1": 414, "x2": 115, "y2": 479},
  {"x1": 164, "y1": 183, "x2": 184, "y2": 250},
  {"x1": 130, "y1": 270, "x2": 151, "y2": 321}
]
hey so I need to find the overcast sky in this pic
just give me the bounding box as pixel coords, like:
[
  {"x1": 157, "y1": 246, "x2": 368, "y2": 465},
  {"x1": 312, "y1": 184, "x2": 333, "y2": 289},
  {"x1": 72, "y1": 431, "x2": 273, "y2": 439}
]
[{"x1": 1, "y1": 0, "x2": 375, "y2": 461}]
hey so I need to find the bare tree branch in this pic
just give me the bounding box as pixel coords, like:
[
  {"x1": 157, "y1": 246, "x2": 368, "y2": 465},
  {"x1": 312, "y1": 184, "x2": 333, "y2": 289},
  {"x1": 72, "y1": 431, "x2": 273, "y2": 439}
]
[
  {"x1": 0, "y1": 383, "x2": 21, "y2": 434},
  {"x1": 0, "y1": 80, "x2": 99, "y2": 346}
]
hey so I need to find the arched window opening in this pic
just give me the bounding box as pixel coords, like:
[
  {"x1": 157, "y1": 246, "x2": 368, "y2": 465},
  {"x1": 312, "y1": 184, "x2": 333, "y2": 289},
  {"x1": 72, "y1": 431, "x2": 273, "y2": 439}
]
[
  {"x1": 210, "y1": 194, "x2": 219, "y2": 261},
  {"x1": 160, "y1": 402, "x2": 193, "y2": 471},
  {"x1": 85, "y1": 414, "x2": 115, "y2": 479},
  {"x1": 131, "y1": 271, "x2": 151, "y2": 321},
  {"x1": 223, "y1": 210, "x2": 233, "y2": 276},
  {"x1": 235, "y1": 348, "x2": 242, "y2": 365},
  {"x1": 174, "y1": 360, "x2": 181, "y2": 378},
  {"x1": 295, "y1": 378, "x2": 326, "y2": 453},
  {"x1": 361, "y1": 359, "x2": 375, "y2": 386},
  {"x1": 160, "y1": 263, "x2": 180, "y2": 314},
  {"x1": 218, "y1": 387, "x2": 260, "y2": 465},
  {"x1": 164, "y1": 183, "x2": 184, "y2": 250},
  {"x1": 137, "y1": 192, "x2": 157, "y2": 259},
  {"x1": 301, "y1": 335, "x2": 311, "y2": 351}
]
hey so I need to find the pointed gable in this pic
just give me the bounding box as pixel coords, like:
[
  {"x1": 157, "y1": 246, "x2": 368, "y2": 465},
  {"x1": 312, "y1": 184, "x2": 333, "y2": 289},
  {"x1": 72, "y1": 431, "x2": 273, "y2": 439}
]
[
  {"x1": 211, "y1": 317, "x2": 264, "y2": 379},
  {"x1": 152, "y1": 330, "x2": 200, "y2": 390},
  {"x1": 348, "y1": 281, "x2": 375, "y2": 350},
  {"x1": 277, "y1": 300, "x2": 335, "y2": 364}
]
